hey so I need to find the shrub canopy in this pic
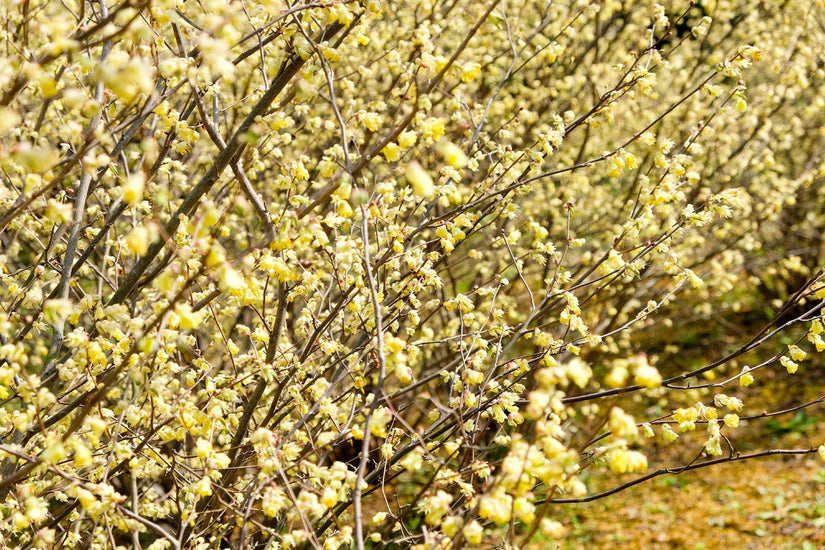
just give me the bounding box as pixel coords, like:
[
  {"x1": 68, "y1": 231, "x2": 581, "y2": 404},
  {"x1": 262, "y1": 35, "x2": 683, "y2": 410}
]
[{"x1": 1, "y1": 0, "x2": 824, "y2": 549}]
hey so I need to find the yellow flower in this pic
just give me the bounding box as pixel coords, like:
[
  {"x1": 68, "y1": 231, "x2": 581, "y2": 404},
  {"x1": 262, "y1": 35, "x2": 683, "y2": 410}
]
[
  {"x1": 540, "y1": 519, "x2": 567, "y2": 538},
  {"x1": 788, "y1": 345, "x2": 807, "y2": 361},
  {"x1": 399, "y1": 448, "x2": 423, "y2": 471},
  {"x1": 125, "y1": 224, "x2": 157, "y2": 256},
  {"x1": 463, "y1": 520, "x2": 483, "y2": 544},
  {"x1": 406, "y1": 161, "x2": 435, "y2": 198},
  {"x1": 479, "y1": 490, "x2": 512, "y2": 524},
  {"x1": 43, "y1": 298, "x2": 73, "y2": 325},
  {"x1": 441, "y1": 516, "x2": 462, "y2": 537},
  {"x1": 219, "y1": 266, "x2": 245, "y2": 292},
  {"x1": 260, "y1": 254, "x2": 297, "y2": 282},
  {"x1": 44, "y1": 199, "x2": 73, "y2": 223},
  {"x1": 394, "y1": 365, "x2": 412, "y2": 384},
  {"x1": 662, "y1": 425, "x2": 679, "y2": 442},
  {"x1": 513, "y1": 497, "x2": 536, "y2": 523},
  {"x1": 369, "y1": 407, "x2": 392, "y2": 438},
  {"x1": 398, "y1": 130, "x2": 417, "y2": 148},
  {"x1": 192, "y1": 477, "x2": 212, "y2": 497},
  {"x1": 436, "y1": 142, "x2": 468, "y2": 168},
  {"x1": 175, "y1": 303, "x2": 204, "y2": 330},
  {"x1": 74, "y1": 487, "x2": 98, "y2": 514},
  {"x1": 739, "y1": 366, "x2": 754, "y2": 386},
  {"x1": 705, "y1": 436, "x2": 722, "y2": 456},
  {"x1": 361, "y1": 111, "x2": 382, "y2": 131},
  {"x1": 87, "y1": 341, "x2": 107, "y2": 368},
  {"x1": 605, "y1": 366, "x2": 628, "y2": 388},
  {"x1": 382, "y1": 142, "x2": 401, "y2": 161},
  {"x1": 607, "y1": 448, "x2": 647, "y2": 473},
  {"x1": 0, "y1": 107, "x2": 21, "y2": 133},
  {"x1": 384, "y1": 334, "x2": 405, "y2": 353},
  {"x1": 609, "y1": 407, "x2": 638, "y2": 439},
  {"x1": 714, "y1": 394, "x2": 744, "y2": 411},
  {"x1": 466, "y1": 369, "x2": 483, "y2": 385},
  {"x1": 565, "y1": 357, "x2": 592, "y2": 388},
  {"x1": 421, "y1": 490, "x2": 452, "y2": 525},
  {"x1": 780, "y1": 356, "x2": 798, "y2": 374},
  {"x1": 634, "y1": 364, "x2": 662, "y2": 388},
  {"x1": 420, "y1": 117, "x2": 446, "y2": 141},
  {"x1": 460, "y1": 62, "x2": 481, "y2": 82},
  {"x1": 371, "y1": 512, "x2": 387, "y2": 524},
  {"x1": 810, "y1": 333, "x2": 825, "y2": 352},
  {"x1": 41, "y1": 440, "x2": 67, "y2": 464},
  {"x1": 691, "y1": 16, "x2": 712, "y2": 39}
]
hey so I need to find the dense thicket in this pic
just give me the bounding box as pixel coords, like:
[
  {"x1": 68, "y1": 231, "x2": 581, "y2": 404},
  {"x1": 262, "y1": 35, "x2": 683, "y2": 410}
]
[{"x1": 1, "y1": 1, "x2": 824, "y2": 549}]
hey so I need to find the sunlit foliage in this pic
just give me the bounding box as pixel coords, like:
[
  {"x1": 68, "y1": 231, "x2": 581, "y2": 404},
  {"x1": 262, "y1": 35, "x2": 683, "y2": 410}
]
[{"x1": 1, "y1": 0, "x2": 825, "y2": 548}]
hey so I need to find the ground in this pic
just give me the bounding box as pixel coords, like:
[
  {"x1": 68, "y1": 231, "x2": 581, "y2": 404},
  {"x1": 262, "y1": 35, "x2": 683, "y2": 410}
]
[
  {"x1": 544, "y1": 374, "x2": 825, "y2": 550},
  {"x1": 553, "y1": 455, "x2": 825, "y2": 550}
]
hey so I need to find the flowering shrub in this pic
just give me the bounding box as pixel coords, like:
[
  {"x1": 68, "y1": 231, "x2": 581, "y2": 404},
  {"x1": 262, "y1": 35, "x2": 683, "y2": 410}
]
[{"x1": 1, "y1": 0, "x2": 824, "y2": 548}]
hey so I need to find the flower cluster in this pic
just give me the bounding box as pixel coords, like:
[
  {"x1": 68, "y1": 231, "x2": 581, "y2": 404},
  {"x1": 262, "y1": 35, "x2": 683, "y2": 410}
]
[{"x1": 0, "y1": 0, "x2": 823, "y2": 549}]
